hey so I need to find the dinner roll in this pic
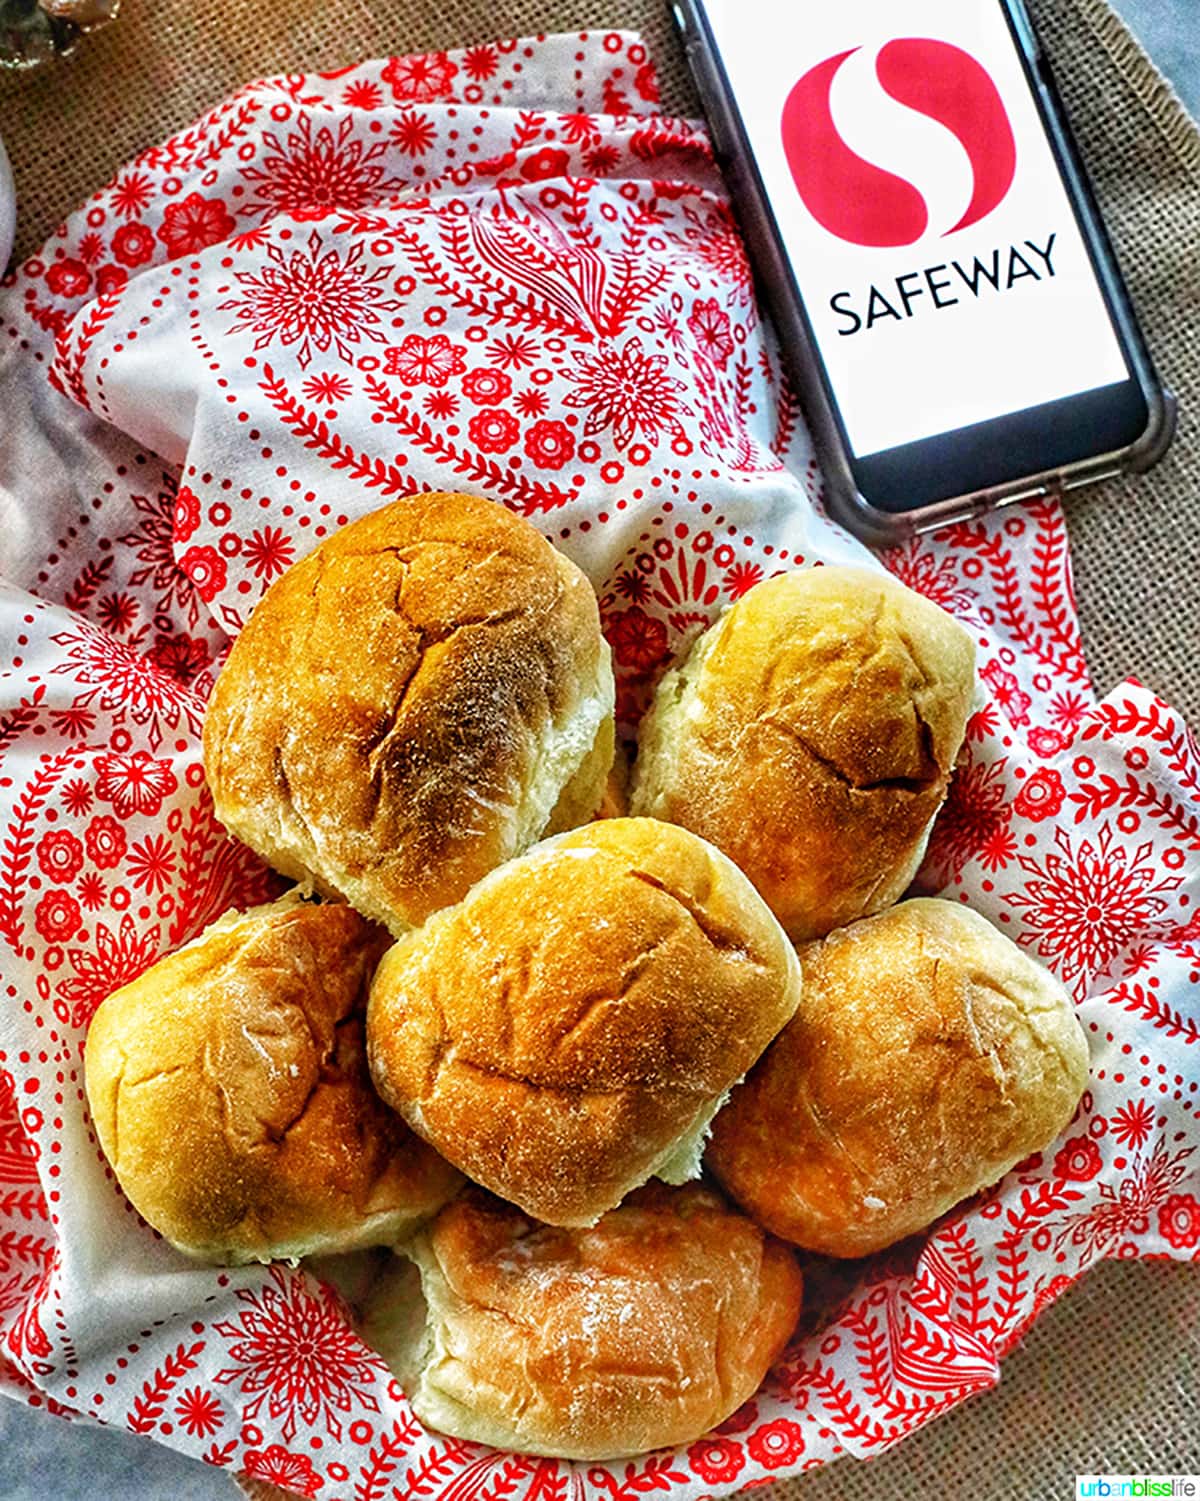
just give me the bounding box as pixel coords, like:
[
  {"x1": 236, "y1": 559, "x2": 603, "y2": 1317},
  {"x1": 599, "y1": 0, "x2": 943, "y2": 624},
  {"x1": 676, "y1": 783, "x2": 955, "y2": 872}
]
[
  {"x1": 202, "y1": 493, "x2": 615, "y2": 936},
  {"x1": 84, "y1": 896, "x2": 462, "y2": 1264},
  {"x1": 707, "y1": 899, "x2": 1090, "y2": 1257},
  {"x1": 367, "y1": 817, "x2": 801, "y2": 1227},
  {"x1": 362, "y1": 1183, "x2": 803, "y2": 1459},
  {"x1": 630, "y1": 566, "x2": 975, "y2": 940}
]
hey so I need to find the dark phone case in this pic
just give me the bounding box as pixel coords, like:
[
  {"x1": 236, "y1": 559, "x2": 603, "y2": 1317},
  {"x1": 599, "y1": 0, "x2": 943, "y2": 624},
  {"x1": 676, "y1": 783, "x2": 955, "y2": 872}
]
[{"x1": 670, "y1": 0, "x2": 1176, "y2": 544}]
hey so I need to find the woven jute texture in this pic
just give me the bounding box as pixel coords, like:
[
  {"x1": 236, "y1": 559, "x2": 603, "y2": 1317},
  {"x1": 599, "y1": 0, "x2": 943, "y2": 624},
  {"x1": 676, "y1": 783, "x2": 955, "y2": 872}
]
[{"x1": 1, "y1": 3, "x2": 1198, "y2": 1498}]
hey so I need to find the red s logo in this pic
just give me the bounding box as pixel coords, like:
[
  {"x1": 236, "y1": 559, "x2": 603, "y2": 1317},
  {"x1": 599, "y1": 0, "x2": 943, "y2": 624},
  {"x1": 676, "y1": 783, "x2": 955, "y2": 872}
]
[{"x1": 781, "y1": 38, "x2": 1018, "y2": 248}]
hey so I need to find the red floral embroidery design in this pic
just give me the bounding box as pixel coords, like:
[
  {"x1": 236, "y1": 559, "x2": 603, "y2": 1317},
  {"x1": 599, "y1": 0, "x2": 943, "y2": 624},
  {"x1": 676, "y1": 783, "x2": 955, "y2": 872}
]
[
  {"x1": 1053, "y1": 1137, "x2": 1103, "y2": 1182},
  {"x1": 688, "y1": 1435, "x2": 746, "y2": 1485},
  {"x1": 1013, "y1": 767, "x2": 1066, "y2": 822},
  {"x1": 112, "y1": 223, "x2": 156, "y2": 268},
  {"x1": 93, "y1": 750, "x2": 179, "y2": 819},
  {"x1": 36, "y1": 830, "x2": 84, "y2": 884},
  {"x1": 381, "y1": 50, "x2": 458, "y2": 102},
  {"x1": 156, "y1": 193, "x2": 236, "y2": 257},
  {"x1": 243, "y1": 1445, "x2": 325, "y2": 1496},
  {"x1": 1158, "y1": 1194, "x2": 1200, "y2": 1250},
  {"x1": 384, "y1": 334, "x2": 466, "y2": 387}
]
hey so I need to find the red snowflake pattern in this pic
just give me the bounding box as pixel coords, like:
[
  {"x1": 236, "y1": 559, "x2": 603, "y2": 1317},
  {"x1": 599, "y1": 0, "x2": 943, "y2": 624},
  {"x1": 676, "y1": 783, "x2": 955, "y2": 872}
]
[
  {"x1": 463, "y1": 44, "x2": 498, "y2": 80},
  {"x1": 1110, "y1": 1100, "x2": 1157, "y2": 1150},
  {"x1": 487, "y1": 333, "x2": 537, "y2": 370},
  {"x1": 219, "y1": 229, "x2": 402, "y2": 369},
  {"x1": 883, "y1": 539, "x2": 981, "y2": 621},
  {"x1": 50, "y1": 620, "x2": 203, "y2": 748},
  {"x1": 1004, "y1": 825, "x2": 1186, "y2": 997},
  {"x1": 125, "y1": 834, "x2": 178, "y2": 894},
  {"x1": 56, "y1": 915, "x2": 162, "y2": 1029},
  {"x1": 238, "y1": 115, "x2": 400, "y2": 221},
  {"x1": 923, "y1": 751, "x2": 1013, "y2": 885},
  {"x1": 563, "y1": 337, "x2": 691, "y2": 447},
  {"x1": 301, "y1": 372, "x2": 352, "y2": 405},
  {"x1": 391, "y1": 109, "x2": 437, "y2": 157},
  {"x1": 214, "y1": 1268, "x2": 385, "y2": 1441},
  {"x1": 1051, "y1": 1136, "x2": 1195, "y2": 1268},
  {"x1": 119, "y1": 484, "x2": 207, "y2": 630},
  {"x1": 341, "y1": 78, "x2": 382, "y2": 110},
  {"x1": 109, "y1": 171, "x2": 155, "y2": 219},
  {"x1": 242, "y1": 527, "x2": 297, "y2": 582}
]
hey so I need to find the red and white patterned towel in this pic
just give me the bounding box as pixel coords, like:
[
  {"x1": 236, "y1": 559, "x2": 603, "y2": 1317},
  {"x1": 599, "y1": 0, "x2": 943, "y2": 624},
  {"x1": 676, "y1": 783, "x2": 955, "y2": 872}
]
[{"x1": 0, "y1": 31, "x2": 1196, "y2": 1501}]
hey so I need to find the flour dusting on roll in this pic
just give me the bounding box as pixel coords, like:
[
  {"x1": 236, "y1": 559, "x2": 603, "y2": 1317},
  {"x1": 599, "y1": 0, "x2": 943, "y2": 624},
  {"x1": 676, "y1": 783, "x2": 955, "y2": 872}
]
[
  {"x1": 707, "y1": 898, "x2": 1090, "y2": 1257},
  {"x1": 362, "y1": 1183, "x2": 804, "y2": 1459},
  {"x1": 367, "y1": 817, "x2": 801, "y2": 1227},
  {"x1": 630, "y1": 565, "x2": 976, "y2": 941},
  {"x1": 84, "y1": 895, "x2": 463, "y2": 1264},
  {"x1": 202, "y1": 492, "x2": 615, "y2": 936}
]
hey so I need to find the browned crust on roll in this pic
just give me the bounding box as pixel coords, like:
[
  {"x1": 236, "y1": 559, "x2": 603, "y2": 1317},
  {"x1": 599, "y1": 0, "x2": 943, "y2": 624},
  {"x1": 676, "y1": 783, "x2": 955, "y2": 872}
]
[
  {"x1": 202, "y1": 493, "x2": 614, "y2": 935},
  {"x1": 630, "y1": 566, "x2": 976, "y2": 941},
  {"x1": 362, "y1": 1182, "x2": 803, "y2": 1459},
  {"x1": 367, "y1": 818, "x2": 802, "y2": 1227},
  {"x1": 84, "y1": 896, "x2": 462, "y2": 1263},
  {"x1": 706, "y1": 899, "x2": 1090, "y2": 1257}
]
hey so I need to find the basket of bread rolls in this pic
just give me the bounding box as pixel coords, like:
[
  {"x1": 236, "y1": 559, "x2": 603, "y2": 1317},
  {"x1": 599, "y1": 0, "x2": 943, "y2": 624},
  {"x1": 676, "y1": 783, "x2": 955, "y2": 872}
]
[{"x1": 82, "y1": 490, "x2": 1091, "y2": 1467}]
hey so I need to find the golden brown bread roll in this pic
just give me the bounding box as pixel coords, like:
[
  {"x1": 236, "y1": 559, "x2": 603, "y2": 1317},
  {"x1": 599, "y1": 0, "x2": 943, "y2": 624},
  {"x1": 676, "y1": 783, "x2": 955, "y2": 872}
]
[
  {"x1": 630, "y1": 565, "x2": 975, "y2": 940},
  {"x1": 706, "y1": 899, "x2": 1090, "y2": 1257},
  {"x1": 202, "y1": 493, "x2": 615, "y2": 936},
  {"x1": 84, "y1": 896, "x2": 463, "y2": 1263},
  {"x1": 367, "y1": 817, "x2": 801, "y2": 1227},
  {"x1": 361, "y1": 1182, "x2": 803, "y2": 1459}
]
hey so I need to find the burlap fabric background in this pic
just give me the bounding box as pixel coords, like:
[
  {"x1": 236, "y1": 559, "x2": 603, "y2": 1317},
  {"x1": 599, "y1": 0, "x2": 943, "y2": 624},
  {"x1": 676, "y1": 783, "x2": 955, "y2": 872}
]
[{"x1": 1, "y1": 1, "x2": 1197, "y2": 1497}]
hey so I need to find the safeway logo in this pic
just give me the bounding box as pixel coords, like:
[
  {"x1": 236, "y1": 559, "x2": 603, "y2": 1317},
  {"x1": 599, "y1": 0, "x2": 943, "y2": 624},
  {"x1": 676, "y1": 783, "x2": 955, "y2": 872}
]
[{"x1": 781, "y1": 38, "x2": 1018, "y2": 248}]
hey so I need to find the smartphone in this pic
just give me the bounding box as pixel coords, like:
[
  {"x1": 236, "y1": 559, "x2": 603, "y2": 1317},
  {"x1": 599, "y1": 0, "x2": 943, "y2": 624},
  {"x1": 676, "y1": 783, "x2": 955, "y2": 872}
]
[{"x1": 672, "y1": 0, "x2": 1175, "y2": 542}]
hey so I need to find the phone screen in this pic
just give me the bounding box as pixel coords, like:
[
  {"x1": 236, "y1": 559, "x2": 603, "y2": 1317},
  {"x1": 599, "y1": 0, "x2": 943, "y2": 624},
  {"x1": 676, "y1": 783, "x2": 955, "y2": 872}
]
[{"x1": 696, "y1": 0, "x2": 1132, "y2": 461}]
